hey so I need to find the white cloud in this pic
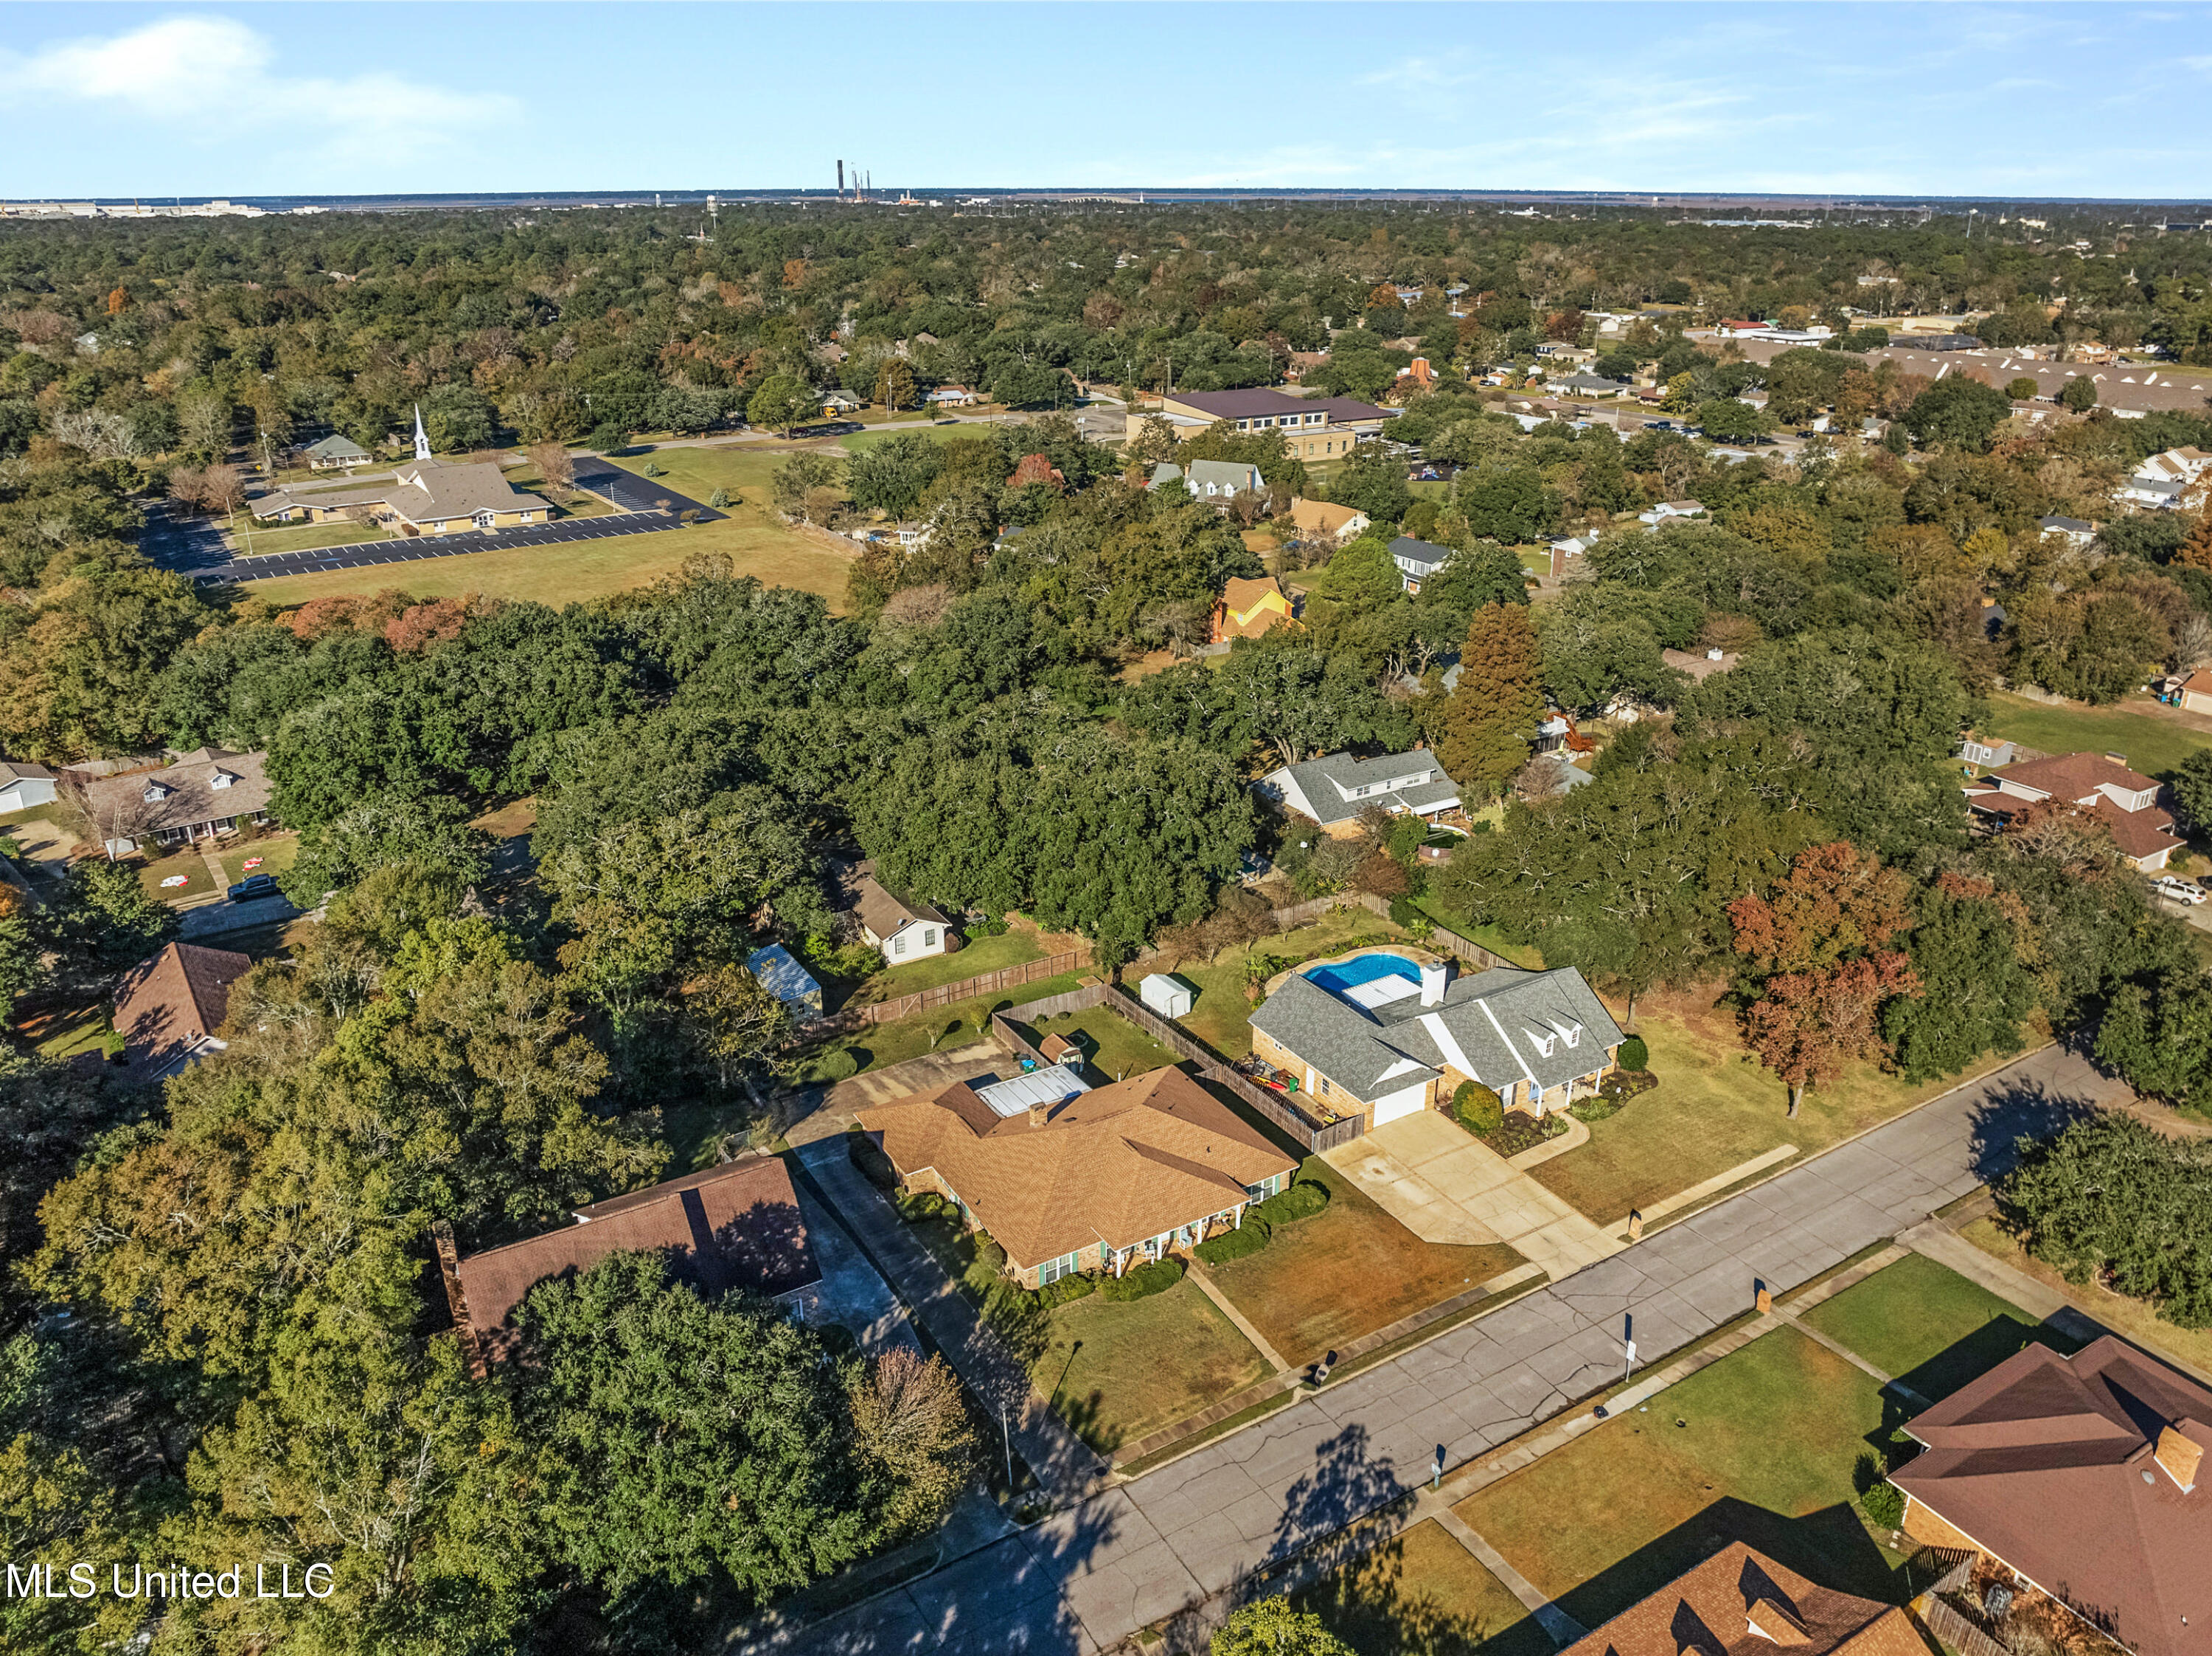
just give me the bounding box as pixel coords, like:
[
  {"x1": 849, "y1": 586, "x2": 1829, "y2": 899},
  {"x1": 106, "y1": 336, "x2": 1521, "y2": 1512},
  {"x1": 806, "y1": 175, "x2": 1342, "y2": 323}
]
[{"x1": 0, "y1": 15, "x2": 514, "y2": 170}]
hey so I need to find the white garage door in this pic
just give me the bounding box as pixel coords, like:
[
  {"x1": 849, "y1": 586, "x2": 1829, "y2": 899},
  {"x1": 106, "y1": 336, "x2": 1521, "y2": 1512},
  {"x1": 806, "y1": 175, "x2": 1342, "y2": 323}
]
[{"x1": 1372, "y1": 1084, "x2": 1427, "y2": 1126}]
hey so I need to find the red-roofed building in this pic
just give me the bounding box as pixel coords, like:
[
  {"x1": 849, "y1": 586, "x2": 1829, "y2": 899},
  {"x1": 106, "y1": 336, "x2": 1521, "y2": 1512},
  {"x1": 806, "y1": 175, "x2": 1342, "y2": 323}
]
[
  {"x1": 440, "y1": 1157, "x2": 823, "y2": 1371},
  {"x1": 112, "y1": 942, "x2": 251, "y2": 1082},
  {"x1": 1891, "y1": 1335, "x2": 2212, "y2": 1656},
  {"x1": 1963, "y1": 751, "x2": 2183, "y2": 871}
]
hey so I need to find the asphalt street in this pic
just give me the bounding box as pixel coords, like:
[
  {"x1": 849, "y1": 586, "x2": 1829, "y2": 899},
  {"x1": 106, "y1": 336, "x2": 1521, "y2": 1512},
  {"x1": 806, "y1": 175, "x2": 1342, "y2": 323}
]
[
  {"x1": 150, "y1": 466, "x2": 722, "y2": 585},
  {"x1": 754, "y1": 1043, "x2": 2114, "y2": 1655}
]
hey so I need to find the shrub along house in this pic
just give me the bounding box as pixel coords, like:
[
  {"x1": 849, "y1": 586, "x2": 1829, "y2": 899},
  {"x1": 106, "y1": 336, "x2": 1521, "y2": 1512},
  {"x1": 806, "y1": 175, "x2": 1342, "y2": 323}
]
[
  {"x1": 856, "y1": 1065, "x2": 1297, "y2": 1289},
  {"x1": 1249, "y1": 955, "x2": 1624, "y2": 1133}
]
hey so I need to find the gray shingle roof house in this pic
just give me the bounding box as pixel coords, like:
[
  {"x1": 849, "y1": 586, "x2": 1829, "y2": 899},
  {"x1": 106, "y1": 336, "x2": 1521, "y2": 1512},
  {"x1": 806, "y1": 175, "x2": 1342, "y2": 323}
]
[
  {"x1": 1155, "y1": 459, "x2": 1265, "y2": 502},
  {"x1": 300, "y1": 433, "x2": 372, "y2": 470},
  {"x1": 1257, "y1": 749, "x2": 1461, "y2": 835},
  {"x1": 1250, "y1": 959, "x2": 1624, "y2": 1131},
  {"x1": 76, "y1": 747, "x2": 274, "y2": 856},
  {"x1": 1388, "y1": 535, "x2": 1452, "y2": 591}
]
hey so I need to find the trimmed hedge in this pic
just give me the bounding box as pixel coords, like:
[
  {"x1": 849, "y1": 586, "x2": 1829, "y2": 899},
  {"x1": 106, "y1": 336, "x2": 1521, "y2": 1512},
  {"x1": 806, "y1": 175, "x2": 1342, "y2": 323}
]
[
  {"x1": 1194, "y1": 1223, "x2": 1269, "y2": 1264},
  {"x1": 1100, "y1": 1258, "x2": 1184, "y2": 1301},
  {"x1": 818, "y1": 1048, "x2": 860, "y2": 1082},
  {"x1": 1616, "y1": 1035, "x2": 1649, "y2": 1072},
  {"x1": 1251, "y1": 1178, "x2": 1329, "y2": 1228},
  {"x1": 1452, "y1": 1081, "x2": 1504, "y2": 1135},
  {"x1": 896, "y1": 1190, "x2": 947, "y2": 1222},
  {"x1": 1036, "y1": 1273, "x2": 1096, "y2": 1307}
]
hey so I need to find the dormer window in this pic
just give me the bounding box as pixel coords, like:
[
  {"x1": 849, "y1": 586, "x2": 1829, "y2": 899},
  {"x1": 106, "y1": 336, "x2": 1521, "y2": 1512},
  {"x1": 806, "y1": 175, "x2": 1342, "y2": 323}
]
[
  {"x1": 143, "y1": 783, "x2": 169, "y2": 802},
  {"x1": 1531, "y1": 1034, "x2": 1556, "y2": 1057},
  {"x1": 209, "y1": 772, "x2": 233, "y2": 790}
]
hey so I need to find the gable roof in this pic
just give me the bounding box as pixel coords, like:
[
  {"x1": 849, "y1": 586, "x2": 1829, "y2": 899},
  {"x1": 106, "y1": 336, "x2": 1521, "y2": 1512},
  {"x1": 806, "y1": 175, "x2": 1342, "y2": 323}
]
[
  {"x1": 848, "y1": 871, "x2": 945, "y2": 940},
  {"x1": 301, "y1": 433, "x2": 371, "y2": 462},
  {"x1": 857, "y1": 1066, "x2": 1296, "y2": 1270},
  {"x1": 1251, "y1": 963, "x2": 1624, "y2": 1103},
  {"x1": 1986, "y1": 750, "x2": 2157, "y2": 800},
  {"x1": 1148, "y1": 462, "x2": 1185, "y2": 489},
  {"x1": 1289, "y1": 498, "x2": 1366, "y2": 536},
  {"x1": 1557, "y1": 1543, "x2": 1927, "y2": 1656},
  {"x1": 113, "y1": 942, "x2": 251, "y2": 1081},
  {"x1": 1184, "y1": 458, "x2": 1263, "y2": 491},
  {"x1": 1261, "y1": 748, "x2": 1461, "y2": 826},
  {"x1": 1221, "y1": 576, "x2": 1287, "y2": 618},
  {"x1": 0, "y1": 756, "x2": 55, "y2": 784},
  {"x1": 1891, "y1": 1335, "x2": 2212, "y2": 1656},
  {"x1": 78, "y1": 747, "x2": 272, "y2": 837},
  {"x1": 451, "y1": 1157, "x2": 821, "y2": 1365},
  {"x1": 253, "y1": 459, "x2": 537, "y2": 526},
  {"x1": 1389, "y1": 535, "x2": 1453, "y2": 573}
]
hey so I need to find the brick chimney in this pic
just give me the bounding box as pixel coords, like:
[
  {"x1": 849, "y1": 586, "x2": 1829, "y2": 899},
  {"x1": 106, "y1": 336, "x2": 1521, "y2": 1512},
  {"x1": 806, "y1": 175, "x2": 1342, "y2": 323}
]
[
  {"x1": 2154, "y1": 1422, "x2": 2203, "y2": 1492},
  {"x1": 1028, "y1": 1102, "x2": 1048, "y2": 1130},
  {"x1": 431, "y1": 1220, "x2": 487, "y2": 1380}
]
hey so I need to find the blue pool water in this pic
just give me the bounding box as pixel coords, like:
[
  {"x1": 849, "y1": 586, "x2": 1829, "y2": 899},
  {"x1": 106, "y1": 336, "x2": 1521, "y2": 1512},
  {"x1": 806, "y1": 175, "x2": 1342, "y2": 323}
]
[{"x1": 1304, "y1": 951, "x2": 1422, "y2": 995}]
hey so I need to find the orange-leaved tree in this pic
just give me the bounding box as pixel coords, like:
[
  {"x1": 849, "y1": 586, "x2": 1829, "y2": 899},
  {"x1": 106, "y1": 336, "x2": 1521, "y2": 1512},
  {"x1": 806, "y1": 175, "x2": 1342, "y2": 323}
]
[{"x1": 1728, "y1": 841, "x2": 1922, "y2": 1116}]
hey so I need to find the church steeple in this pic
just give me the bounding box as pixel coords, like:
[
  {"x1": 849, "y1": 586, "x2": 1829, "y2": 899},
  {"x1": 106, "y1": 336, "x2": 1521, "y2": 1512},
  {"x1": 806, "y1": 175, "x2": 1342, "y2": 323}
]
[{"x1": 412, "y1": 404, "x2": 431, "y2": 462}]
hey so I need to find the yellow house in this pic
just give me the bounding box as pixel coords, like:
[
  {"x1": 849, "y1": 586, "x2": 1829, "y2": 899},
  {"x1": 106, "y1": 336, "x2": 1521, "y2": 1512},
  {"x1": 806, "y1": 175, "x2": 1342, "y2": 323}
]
[
  {"x1": 1211, "y1": 576, "x2": 1299, "y2": 643},
  {"x1": 1287, "y1": 497, "x2": 1371, "y2": 544},
  {"x1": 250, "y1": 459, "x2": 551, "y2": 537},
  {"x1": 1159, "y1": 389, "x2": 1393, "y2": 460}
]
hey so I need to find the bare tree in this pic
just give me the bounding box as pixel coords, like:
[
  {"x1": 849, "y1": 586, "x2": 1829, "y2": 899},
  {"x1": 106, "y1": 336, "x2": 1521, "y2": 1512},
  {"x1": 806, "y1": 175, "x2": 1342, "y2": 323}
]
[
  {"x1": 527, "y1": 441, "x2": 575, "y2": 501},
  {"x1": 58, "y1": 776, "x2": 153, "y2": 863}
]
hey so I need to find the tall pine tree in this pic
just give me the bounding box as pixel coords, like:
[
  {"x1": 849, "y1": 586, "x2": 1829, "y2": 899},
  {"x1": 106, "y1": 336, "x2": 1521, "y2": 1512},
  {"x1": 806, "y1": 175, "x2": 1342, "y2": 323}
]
[{"x1": 1437, "y1": 601, "x2": 1544, "y2": 794}]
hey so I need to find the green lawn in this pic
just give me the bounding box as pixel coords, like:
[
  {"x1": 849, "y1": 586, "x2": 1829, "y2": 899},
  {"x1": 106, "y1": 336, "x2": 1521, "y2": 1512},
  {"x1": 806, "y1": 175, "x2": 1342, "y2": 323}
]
[
  {"x1": 0, "y1": 800, "x2": 66, "y2": 831},
  {"x1": 1009, "y1": 1006, "x2": 1180, "y2": 1084},
  {"x1": 1457, "y1": 1326, "x2": 1910, "y2": 1630},
  {"x1": 1206, "y1": 1160, "x2": 1526, "y2": 1368},
  {"x1": 1958, "y1": 1216, "x2": 2212, "y2": 1380},
  {"x1": 1528, "y1": 1009, "x2": 2011, "y2": 1225},
  {"x1": 1167, "y1": 909, "x2": 1412, "y2": 1060},
  {"x1": 135, "y1": 846, "x2": 213, "y2": 902},
  {"x1": 1302, "y1": 1520, "x2": 1554, "y2": 1656},
  {"x1": 1038, "y1": 1278, "x2": 1272, "y2": 1453},
  {"x1": 855, "y1": 929, "x2": 1045, "y2": 1002},
  {"x1": 798, "y1": 972, "x2": 1091, "y2": 1080},
  {"x1": 228, "y1": 519, "x2": 391, "y2": 558},
  {"x1": 242, "y1": 444, "x2": 852, "y2": 613},
  {"x1": 1979, "y1": 689, "x2": 2210, "y2": 781},
  {"x1": 1800, "y1": 1253, "x2": 2078, "y2": 1402},
  {"x1": 217, "y1": 835, "x2": 298, "y2": 888},
  {"x1": 907, "y1": 1209, "x2": 1267, "y2": 1454},
  {"x1": 31, "y1": 1003, "x2": 110, "y2": 1062},
  {"x1": 838, "y1": 422, "x2": 975, "y2": 451},
  {"x1": 1411, "y1": 897, "x2": 1545, "y2": 969}
]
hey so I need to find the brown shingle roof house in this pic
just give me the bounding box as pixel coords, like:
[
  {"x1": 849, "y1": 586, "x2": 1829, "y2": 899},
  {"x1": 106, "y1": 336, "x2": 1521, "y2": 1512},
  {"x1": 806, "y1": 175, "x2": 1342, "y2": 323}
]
[
  {"x1": 113, "y1": 942, "x2": 251, "y2": 1082},
  {"x1": 857, "y1": 1065, "x2": 1298, "y2": 1289},
  {"x1": 442, "y1": 1158, "x2": 822, "y2": 1371},
  {"x1": 1891, "y1": 1335, "x2": 2212, "y2": 1656},
  {"x1": 1963, "y1": 751, "x2": 2183, "y2": 872},
  {"x1": 1557, "y1": 1542, "x2": 1927, "y2": 1656}
]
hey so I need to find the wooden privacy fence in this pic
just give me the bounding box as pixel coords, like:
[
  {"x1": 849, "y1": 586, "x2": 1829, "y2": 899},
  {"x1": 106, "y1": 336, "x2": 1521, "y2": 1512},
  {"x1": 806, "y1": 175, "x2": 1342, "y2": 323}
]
[
  {"x1": 1913, "y1": 1554, "x2": 2009, "y2": 1656},
  {"x1": 993, "y1": 978, "x2": 1357, "y2": 1155},
  {"x1": 803, "y1": 947, "x2": 1093, "y2": 1037},
  {"x1": 1259, "y1": 889, "x2": 1517, "y2": 973}
]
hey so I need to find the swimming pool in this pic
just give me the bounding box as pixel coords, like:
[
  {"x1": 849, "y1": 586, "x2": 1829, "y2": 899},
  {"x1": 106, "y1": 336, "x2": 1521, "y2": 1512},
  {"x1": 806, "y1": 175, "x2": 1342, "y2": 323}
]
[{"x1": 1304, "y1": 951, "x2": 1423, "y2": 997}]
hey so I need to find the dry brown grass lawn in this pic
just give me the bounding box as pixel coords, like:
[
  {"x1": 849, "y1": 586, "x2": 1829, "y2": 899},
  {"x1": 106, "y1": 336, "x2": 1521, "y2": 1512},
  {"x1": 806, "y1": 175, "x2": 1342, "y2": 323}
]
[{"x1": 1206, "y1": 1160, "x2": 1526, "y2": 1367}]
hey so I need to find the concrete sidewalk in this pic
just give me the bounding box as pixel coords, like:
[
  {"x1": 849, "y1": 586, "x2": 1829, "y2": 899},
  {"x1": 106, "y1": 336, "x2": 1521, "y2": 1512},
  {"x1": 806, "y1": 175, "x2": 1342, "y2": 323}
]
[{"x1": 757, "y1": 1042, "x2": 2116, "y2": 1656}]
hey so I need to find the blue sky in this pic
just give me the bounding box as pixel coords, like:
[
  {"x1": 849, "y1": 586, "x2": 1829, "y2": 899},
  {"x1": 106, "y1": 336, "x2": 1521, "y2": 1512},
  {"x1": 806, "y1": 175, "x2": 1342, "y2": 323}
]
[{"x1": 0, "y1": 3, "x2": 2202, "y2": 201}]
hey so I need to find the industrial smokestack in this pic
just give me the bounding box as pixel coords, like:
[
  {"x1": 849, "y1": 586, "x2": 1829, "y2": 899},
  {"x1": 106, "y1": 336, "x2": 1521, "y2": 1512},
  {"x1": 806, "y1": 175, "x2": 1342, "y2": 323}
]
[{"x1": 837, "y1": 160, "x2": 844, "y2": 198}]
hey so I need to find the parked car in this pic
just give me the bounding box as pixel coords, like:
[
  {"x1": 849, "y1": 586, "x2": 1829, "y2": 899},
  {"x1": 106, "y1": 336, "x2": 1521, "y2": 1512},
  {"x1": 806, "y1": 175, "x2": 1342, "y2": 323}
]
[
  {"x1": 2152, "y1": 876, "x2": 2206, "y2": 906},
  {"x1": 227, "y1": 873, "x2": 280, "y2": 903}
]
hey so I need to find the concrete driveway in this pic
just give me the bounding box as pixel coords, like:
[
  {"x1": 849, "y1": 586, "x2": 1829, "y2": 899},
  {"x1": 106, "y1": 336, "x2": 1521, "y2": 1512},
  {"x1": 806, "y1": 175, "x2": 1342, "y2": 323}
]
[{"x1": 1324, "y1": 1110, "x2": 1621, "y2": 1278}]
